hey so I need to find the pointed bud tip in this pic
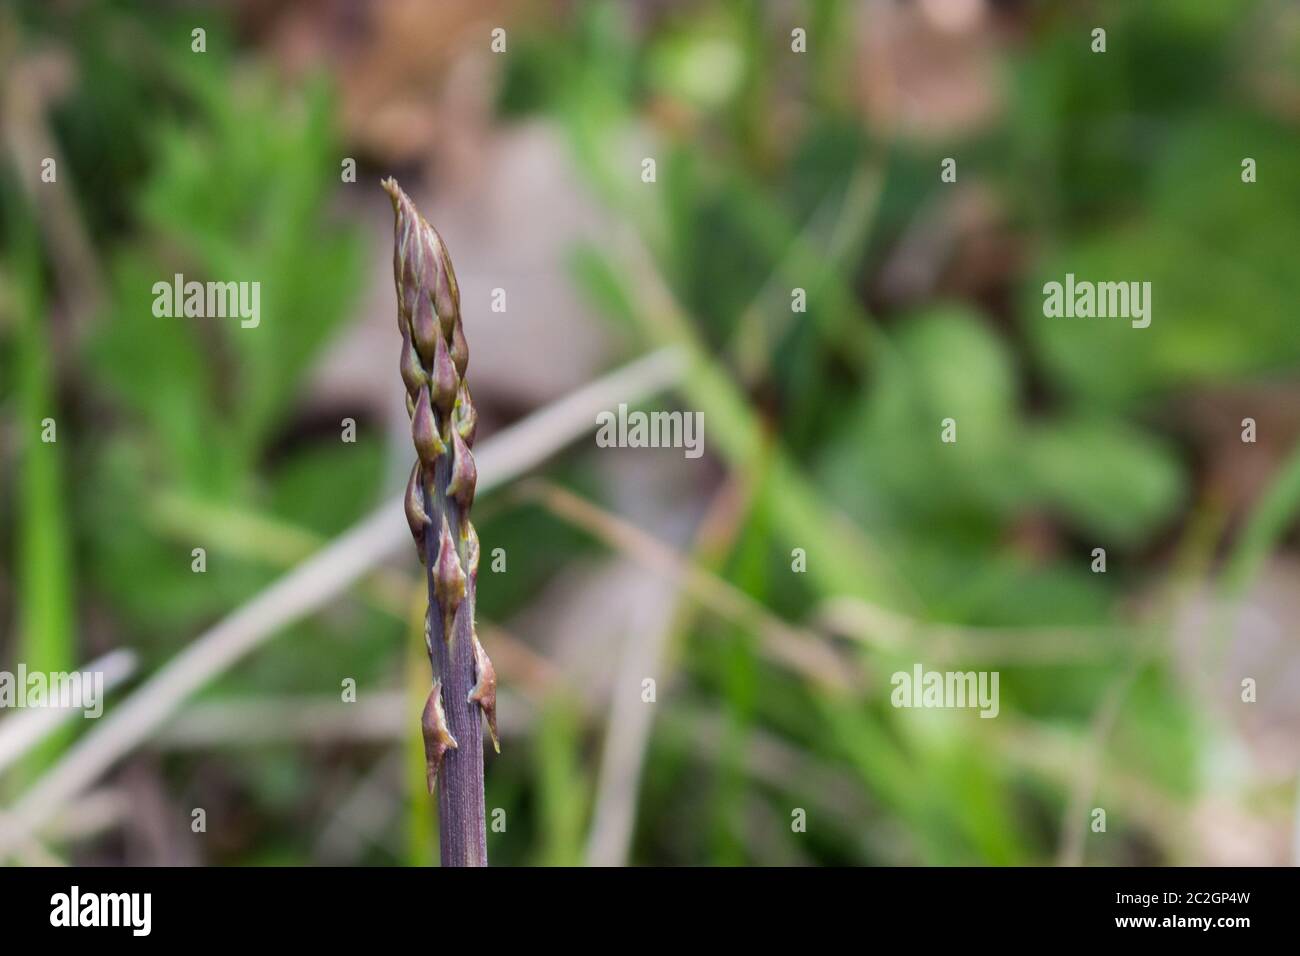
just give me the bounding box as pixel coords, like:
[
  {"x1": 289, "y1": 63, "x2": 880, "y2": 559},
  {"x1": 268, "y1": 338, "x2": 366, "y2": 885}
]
[
  {"x1": 469, "y1": 635, "x2": 499, "y2": 753},
  {"x1": 433, "y1": 516, "x2": 468, "y2": 623},
  {"x1": 421, "y1": 681, "x2": 459, "y2": 794},
  {"x1": 446, "y1": 429, "x2": 477, "y2": 511},
  {"x1": 411, "y1": 385, "x2": 445, "y2": 465},
  {"x1": 404, "y1": 462, "x2": 431, "y2": 555},
  {"x1": 381, "y1": 176, "x2": 404, "y2": 209}
]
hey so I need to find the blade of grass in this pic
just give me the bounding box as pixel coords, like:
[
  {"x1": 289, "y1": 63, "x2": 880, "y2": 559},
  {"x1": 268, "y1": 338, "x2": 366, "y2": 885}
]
[
  {"x1": 1221, "y1": 436, "x2": 1300, "y2": 595},
  {"x1": 5, "y1": 189, "x2": 76, "y2": 782},
  {"x1": 533, "y1": 697, "x2": 587, "y2": 866},
  {"x1": 404, "y1": 592, "x2": 437, "y2": 867}
]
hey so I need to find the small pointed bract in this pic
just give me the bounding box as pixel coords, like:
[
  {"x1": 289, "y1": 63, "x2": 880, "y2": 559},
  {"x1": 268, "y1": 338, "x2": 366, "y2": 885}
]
[
  {"x1": 404, "y1": 462, "x2": 431, "y2": 556},
  {"x1": 411, "y1": 385, "x2": 444, "y2": 465},
  {"x1": 430, "y1": 240, "x2": 460, "y2": 336},
  {"x1": 446, "y1": 429, "x2": 477, "y2": 512},
  {"x1": 429, "y1": 330, "x2": 458, "y2": 420},
  {"x1": 400, "y1": 327, "x2": 428, "y2": 395},
  {"x1": 421, "y1": 680, "x2": 458, "y2": 794},
  {"x1": 468, "y1": 632, "x2": 499, "y2": 753},
  {"x1": 450, "y1": 319, "x2": 469, "y2": 378},
  {"x1": 433, "y1": 516, "x2": 466, "y2": 635},
  {"x1": 466, "y1": 521, "x2": 481, "y2": 579},
  {"x1": 454, "y1": 381, "x2": 478, "y2": 446},
  {"x1": 411, "y1": 292, "x2": 440, "y2": 366}
]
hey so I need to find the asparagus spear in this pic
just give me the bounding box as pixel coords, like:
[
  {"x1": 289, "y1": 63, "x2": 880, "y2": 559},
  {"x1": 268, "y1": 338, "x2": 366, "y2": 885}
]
[{"x1": 385, "y1": 177, "x2": 496, "y2": 867}]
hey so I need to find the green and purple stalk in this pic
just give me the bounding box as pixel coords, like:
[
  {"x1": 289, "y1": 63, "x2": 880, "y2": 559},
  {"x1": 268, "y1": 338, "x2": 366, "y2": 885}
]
[{"x1": 385, "y1": 177, "x2": 497, "y2": 867}]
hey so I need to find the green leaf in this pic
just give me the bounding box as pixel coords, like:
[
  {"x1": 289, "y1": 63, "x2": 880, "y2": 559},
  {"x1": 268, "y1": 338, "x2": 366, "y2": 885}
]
[{"x1": 1021, "y1": 418, "x2": 1185, "y2": 546}]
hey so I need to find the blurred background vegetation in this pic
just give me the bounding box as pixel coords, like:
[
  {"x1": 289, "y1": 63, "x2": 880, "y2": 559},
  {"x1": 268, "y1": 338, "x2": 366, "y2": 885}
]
[{"x1": 1, "y1": 0, "x2": 1299, "y2": 865}]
